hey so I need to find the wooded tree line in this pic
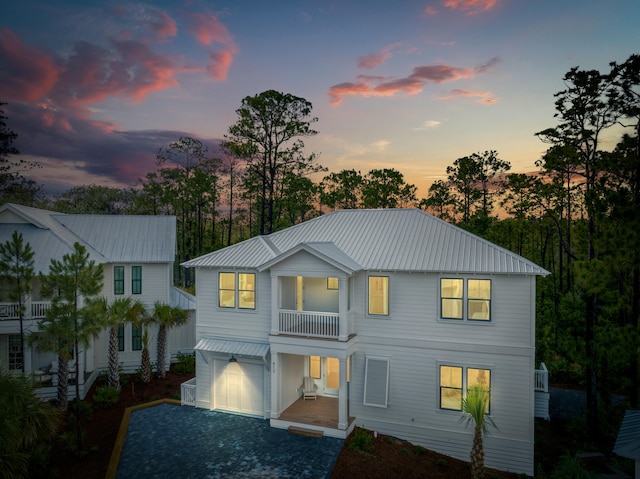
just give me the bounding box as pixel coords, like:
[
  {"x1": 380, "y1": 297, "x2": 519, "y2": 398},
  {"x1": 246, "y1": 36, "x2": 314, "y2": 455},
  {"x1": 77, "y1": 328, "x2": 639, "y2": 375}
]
[{"x1": 2, "y1": 55, "x2": 639, "y2": 444}]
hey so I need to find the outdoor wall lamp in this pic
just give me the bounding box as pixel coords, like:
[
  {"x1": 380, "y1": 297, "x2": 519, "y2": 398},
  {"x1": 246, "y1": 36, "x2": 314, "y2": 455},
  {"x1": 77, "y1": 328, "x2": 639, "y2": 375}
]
[{"x1": 229, "y1": 355, "x2": 237, "y2": 363}]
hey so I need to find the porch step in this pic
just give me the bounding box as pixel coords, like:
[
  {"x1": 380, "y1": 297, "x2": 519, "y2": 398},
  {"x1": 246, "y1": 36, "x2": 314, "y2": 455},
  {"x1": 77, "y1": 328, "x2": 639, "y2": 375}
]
[{"x1": 288, "y1": 426, "x2": 324, "y2": 438}]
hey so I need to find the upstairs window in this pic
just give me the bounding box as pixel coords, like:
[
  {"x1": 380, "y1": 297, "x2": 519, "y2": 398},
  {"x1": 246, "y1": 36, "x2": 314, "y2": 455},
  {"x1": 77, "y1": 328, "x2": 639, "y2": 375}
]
[
  {"x1": 132, "y1": 266, "x2": 142, "y2": 295},
  {"x1": 368, "y1": 276, "x2": 389, "y2": 316},
  {"x1": 219, "y1": 272, "x2": 256, "y2": 310},
  {"x1": 114, "y1": 266, "x2": 124, "y2": 295},
  {"x1": 440, "y1": 278, "x2": 491, "y2": 321}
]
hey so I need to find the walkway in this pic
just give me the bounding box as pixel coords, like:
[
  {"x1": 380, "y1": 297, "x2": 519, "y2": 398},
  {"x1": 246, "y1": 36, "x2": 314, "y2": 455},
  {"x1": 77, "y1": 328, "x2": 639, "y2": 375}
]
[{"x1": 112, "y1": 402, "x2": 344, "y2": 479}]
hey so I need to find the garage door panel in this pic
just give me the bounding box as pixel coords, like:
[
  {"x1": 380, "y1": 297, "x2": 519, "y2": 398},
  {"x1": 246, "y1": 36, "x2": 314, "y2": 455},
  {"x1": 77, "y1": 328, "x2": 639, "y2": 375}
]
[{"x1": 213, "y1": 360, "x2": 263, "y2": 416}]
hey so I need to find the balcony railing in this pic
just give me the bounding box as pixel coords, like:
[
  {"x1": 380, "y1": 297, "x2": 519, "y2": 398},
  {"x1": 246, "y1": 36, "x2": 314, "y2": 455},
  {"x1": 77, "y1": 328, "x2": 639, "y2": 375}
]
[
  {"x1": 534, "y1": 362, "x2": 548, "y2": 392},
  {"x1": 278, "y1": 310, "x2": 340, "y2": 339},
  {"x1": 0, "y1": 302, "x2": 51, "y2": 320}
]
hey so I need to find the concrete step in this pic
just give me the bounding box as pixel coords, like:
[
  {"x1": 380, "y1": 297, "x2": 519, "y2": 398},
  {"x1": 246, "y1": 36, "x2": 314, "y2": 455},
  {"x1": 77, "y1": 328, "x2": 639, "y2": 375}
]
[{"x1": 288, "y1": 426, "x2": 324, "y2": 438}]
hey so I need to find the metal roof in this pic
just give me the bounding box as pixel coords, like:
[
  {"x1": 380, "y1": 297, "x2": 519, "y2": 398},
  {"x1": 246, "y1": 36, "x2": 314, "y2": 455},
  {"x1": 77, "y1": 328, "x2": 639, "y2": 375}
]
[
  {"x1": 184, "y1": 209, "x2": 549, "y2": 276},
  {"x1": 614, "y1": 410, "x2": 640, "y2": 461},
  {"x1": 194, "y1": 337, "x2": 270, "y2": 360},
  {"x1": 0, "y1": 203, "x2": 176, "y2": 273},
  {"x1": 170, "y1": 286, "x2": 196, "y2": 311}
]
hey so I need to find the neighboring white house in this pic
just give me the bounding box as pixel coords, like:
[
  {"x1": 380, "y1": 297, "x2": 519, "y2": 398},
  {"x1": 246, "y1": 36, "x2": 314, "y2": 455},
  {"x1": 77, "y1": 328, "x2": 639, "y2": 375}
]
[
  {"x1": 0, "y1": 203, "x2": 195, "y2": 401},
  {"x1": 182, "y1": 208, "x2": 549, "y2": 476}
]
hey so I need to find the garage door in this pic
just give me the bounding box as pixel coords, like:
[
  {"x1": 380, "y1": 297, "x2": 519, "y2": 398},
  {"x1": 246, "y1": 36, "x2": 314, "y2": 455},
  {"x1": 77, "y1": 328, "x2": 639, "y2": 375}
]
[{"x1": 213, "y1": 359, "x2": 264, "y2": 416}]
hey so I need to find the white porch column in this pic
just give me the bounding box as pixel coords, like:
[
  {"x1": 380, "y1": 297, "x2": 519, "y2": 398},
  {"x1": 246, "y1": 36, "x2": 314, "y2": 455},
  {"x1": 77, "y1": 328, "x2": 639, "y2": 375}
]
[
  {"x1": 270, "y1": 275, "x2": 279, "y2": 335},
  {"x1": 338, "y1": 277, "x2": 348, "y2": 341},
  {"x1": 338, "y1": 357, "x2": 348, "y2": 430},
  {"x1": 270, "y1": 352, "x2": 281, "y2": 419}
]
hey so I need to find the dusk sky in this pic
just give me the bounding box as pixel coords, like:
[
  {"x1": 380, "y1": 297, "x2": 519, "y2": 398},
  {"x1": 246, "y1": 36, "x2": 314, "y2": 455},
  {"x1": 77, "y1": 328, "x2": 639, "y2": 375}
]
[{"x1": 1, "y1": 0, "x2": 638, "y2": 197}]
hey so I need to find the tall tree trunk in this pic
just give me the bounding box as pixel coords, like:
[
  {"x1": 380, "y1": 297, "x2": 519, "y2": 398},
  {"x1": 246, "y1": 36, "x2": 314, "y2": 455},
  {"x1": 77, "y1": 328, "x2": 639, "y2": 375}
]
[
  {"x1": 108, "y1": 326, "x2": 120, "y2": 391},
  {"x1": 57, "y1": 355, "x2": 69, "y2": 410},
  {"x1": 156, "y1": 325, "x2": 167, "y2": 379}
]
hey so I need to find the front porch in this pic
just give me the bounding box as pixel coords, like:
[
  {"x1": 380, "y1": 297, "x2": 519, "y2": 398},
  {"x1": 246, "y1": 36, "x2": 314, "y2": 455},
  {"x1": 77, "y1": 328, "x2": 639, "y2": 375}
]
[{"x1": 271, "y1": 396, "x2": 356, "y2": 439}]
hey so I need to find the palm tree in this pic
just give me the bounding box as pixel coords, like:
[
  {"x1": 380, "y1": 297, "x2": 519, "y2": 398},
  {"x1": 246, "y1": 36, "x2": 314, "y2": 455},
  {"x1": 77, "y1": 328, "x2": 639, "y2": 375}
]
[
  {"x1": 151, "y1": 302, "x2": 188, "y2": 378},
  {"x1": 460, "y1": 385, "x2": 497, "y2": 479},
  {"x1": 0, "y1": 368, "x2": 61, "y2": 479},
  {"x1": 88, "y1": 297, "x2": 146, "y2": 391},
  {"x1": 0, "y1": 231, "x2": 35, "y2": 374}
]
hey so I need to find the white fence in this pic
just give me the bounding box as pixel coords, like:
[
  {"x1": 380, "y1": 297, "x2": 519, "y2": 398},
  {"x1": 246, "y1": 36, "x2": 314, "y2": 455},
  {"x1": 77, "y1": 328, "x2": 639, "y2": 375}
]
[{"x1": 181, "y1": 377, "x2": 197, "y2": 406}]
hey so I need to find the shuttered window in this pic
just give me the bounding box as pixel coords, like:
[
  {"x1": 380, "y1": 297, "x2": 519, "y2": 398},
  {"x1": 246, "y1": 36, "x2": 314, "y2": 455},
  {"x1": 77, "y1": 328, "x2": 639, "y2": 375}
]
[
  {"x1": 363, "y1": 356, "x2": 390, "y2": 407},
  {"x1": 132, "y1": 266, "x2": 142, "y2": 295},
  {"x1": 114, "y1": 266, "x2": 124, "y2": 295}
]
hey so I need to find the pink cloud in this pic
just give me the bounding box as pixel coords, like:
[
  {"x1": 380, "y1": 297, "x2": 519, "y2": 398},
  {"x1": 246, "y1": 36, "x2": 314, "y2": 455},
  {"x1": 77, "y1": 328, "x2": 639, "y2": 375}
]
[
  {"x1": 149, "y1": 11, "x2": 178, "y2": 39},
  {"x1": 0, "y1": 29, "x2": 62, "y2": 102},
  {"x1": 329, "y1": 57, "x2": 500, "y2": 105},
  {"x1": 53, "y1": 39, "x2": 179, "y2": 106},
  {"x1": 443, "y1": 0, "x2": 497, "y2": 15},
  {"x1": 187, "y1": 12, "x2": 232, "y2": 46},
  {"x1": 436, "y1": 88, "x2": 500, "y2": 104},
  {"x1": 424, "y1": 6, "x2": 439, "y2": 15},
  {"x1": 357, "y1": 43, "x2": 404, "y2": 70},
  {"x1": 206, "y1": 49, "x2": 235, "y2": 80}
]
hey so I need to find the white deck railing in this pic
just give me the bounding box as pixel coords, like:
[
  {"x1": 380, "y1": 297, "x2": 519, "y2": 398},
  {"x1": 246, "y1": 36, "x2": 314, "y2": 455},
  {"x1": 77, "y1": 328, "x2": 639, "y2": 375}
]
[
  {"x1": 0, "y1": 301, "x2": 51, "y2": 320},
  {"x1": 278, "y1": 310, "x2": 340, "y2": 339},
  {"x1": 181, "y1": 377, "x2": 197, "y2": 406},
  {"x1": 534, "y1": 362, "x2": 549, "y2": 392}
]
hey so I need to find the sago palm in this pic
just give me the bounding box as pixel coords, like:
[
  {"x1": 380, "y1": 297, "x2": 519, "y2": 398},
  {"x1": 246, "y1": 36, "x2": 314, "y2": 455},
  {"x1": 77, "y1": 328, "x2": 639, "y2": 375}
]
[
  {"x1": 460, "y1": 385, "x2": 497, "y2": 479},
  {"x1": 151, "y1": 302, "x2": 188, "y2": 378},
  {"x1": 0, "y1": 368, "x2": 61, "y2": 479}
]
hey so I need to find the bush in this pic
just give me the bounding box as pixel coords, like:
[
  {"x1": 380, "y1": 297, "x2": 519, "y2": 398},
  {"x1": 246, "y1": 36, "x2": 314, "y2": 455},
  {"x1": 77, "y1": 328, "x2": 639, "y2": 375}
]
[
  {"x1": 93, "y1": 386, "x2": 120, "y2": 409},
  {"x1": 174, "y1": 352, "x2": 195, "y2": 375},
  {"x1": 348, "y1": 428, "x2": 374, "y2": 455}
]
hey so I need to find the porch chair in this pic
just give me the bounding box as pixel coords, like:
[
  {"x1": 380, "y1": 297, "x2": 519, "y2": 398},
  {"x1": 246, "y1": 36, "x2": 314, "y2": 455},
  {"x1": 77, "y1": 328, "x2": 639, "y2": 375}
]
[{"x1": 299, "y1": 376, "x2": 317, "y2": 400}]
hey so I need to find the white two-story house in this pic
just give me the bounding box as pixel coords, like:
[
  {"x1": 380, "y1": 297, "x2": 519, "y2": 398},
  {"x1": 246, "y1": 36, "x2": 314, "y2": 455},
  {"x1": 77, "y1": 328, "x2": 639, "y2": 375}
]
[
  {"x1": 0, "y1": 203, "x2": 195, "y2": 400},
  {"x1": 182, "y1": 208, "x2": 548, "y2": 476}
]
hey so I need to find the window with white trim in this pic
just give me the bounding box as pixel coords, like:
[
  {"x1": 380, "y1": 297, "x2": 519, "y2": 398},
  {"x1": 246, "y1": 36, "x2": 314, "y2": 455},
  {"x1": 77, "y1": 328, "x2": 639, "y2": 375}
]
[
  {"x1": 364, "y1": 356, "x2": 390, "y2": 407},
  {"x1": 440, "y1": 278, "x2": 491, "y2": 321},
  {"x1": 132, "y1": 266, "x2": 142, "y2": 295},
  {"x1": 368, "y1": 276, "x2": 389, "y2": 316},
  {"x1": 219, "y1": 272, "x2": 256, "y2": 309},
  {"x1": 114, "y1": 266, "x2": 124, "y2": 295},
  {"x1": 8, "y1": 334, "x2": 23, "y2": 371},
  {"x1": 439, "y1": 364, "x2": 491, "y2": 412}
]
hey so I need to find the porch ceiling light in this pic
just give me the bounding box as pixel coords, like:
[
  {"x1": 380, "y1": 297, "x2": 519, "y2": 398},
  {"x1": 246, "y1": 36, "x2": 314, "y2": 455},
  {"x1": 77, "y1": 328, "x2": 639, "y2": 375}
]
[{"x1": 229, "y1": 355, "x2": 237, "y2": 363}]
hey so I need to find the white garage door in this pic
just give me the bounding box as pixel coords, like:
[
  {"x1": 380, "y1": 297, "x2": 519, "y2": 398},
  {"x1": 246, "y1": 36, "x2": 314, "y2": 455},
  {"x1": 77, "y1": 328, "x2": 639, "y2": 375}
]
[{"x1": 213, "y1": 359, "x2": 264, "y2": 416}]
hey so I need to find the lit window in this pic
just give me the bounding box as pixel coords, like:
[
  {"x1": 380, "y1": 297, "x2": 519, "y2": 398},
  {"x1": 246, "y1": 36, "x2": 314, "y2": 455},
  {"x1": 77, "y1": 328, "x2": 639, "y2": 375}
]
[
  {"x1": 219, "y1": 273, "x2": 236, "y2": 308},
  {"x1": 441, "y1": 279, "x2": 463, "y2": 319},
  {"x1": 368, "y1": 276, "x2": 389, "y2": 316},
  {"x1": 439, "y1": 365, "x2": 491, "y2": 412},
  {"x1": 114, "y1": 266, "x2": 124, "y2": 295},
  {"x1": 309, "y1": 356, "x2": 321, "y2": 379},
  {"x1": 327, "y1": 277, "x2": 339, "y2": 290},
  {"x1": 440, "y1": 278, "x2": 491, "y2": 321},
  {"x1": 132, "y1": 266, "x2": 142, "y2": 295},
  {"x1": 238, "y1": 273, "x2": 256, "y2": 309},
  {"x1": 219, "y1": 272, "x2": 256, "y2": 310}
]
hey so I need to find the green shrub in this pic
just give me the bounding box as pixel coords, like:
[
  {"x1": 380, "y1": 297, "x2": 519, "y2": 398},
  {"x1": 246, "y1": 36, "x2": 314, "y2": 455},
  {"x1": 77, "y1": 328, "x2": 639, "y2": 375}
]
[
  {"x1": 174, "y1": 352, "x2": 195, "y2": 375},
  {"x1": 414, "y1": 445, "x2": 426, "y2": 455},
  {"x1": 93, "y1": 386, "x2": 120, "y2": 409},
  {"x1": 551, "y1": 455, "x2": 595, "y2": 479},
  {"x1": 436, "y1": 458, "x2": 448, "y2": 468},
  {"x1": 348, "y1": 428, "x2": 374, "y2": 455}
]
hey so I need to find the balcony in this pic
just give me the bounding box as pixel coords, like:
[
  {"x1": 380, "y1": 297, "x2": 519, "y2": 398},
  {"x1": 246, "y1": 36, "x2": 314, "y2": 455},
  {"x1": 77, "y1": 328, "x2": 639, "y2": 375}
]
[
  {"x1": 278, "y1": 310, "x2": 340, "y2": 339},
  {"x1": 0, "y1": 301, "x2": 51, "y2": 320}
]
